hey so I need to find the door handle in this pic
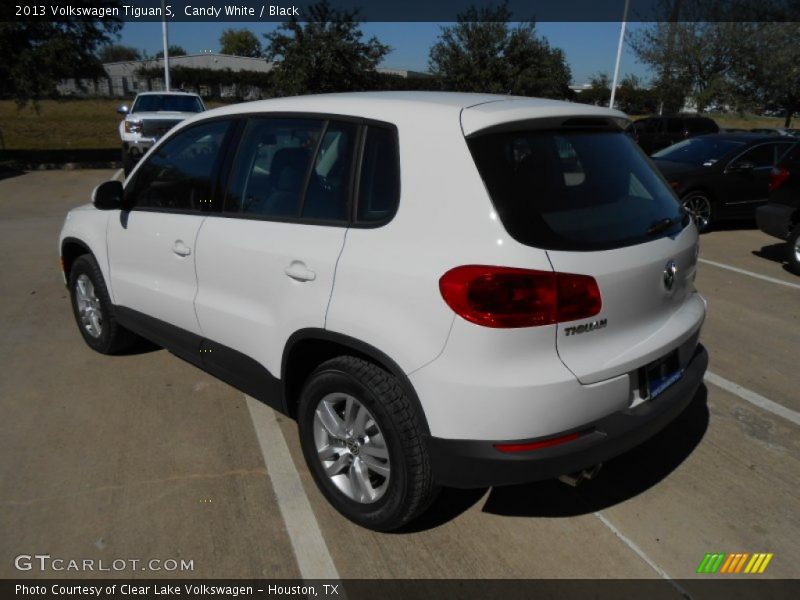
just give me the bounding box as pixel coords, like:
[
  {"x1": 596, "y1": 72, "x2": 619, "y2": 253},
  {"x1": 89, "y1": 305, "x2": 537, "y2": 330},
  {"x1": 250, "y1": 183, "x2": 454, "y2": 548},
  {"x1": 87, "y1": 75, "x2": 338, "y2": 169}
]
[
  {"x1": 172, "y1": 240, "x2": 192, "y2": 257},
  {"x1": 285, "y1": 261, "x2": 316, "y2": 282}
]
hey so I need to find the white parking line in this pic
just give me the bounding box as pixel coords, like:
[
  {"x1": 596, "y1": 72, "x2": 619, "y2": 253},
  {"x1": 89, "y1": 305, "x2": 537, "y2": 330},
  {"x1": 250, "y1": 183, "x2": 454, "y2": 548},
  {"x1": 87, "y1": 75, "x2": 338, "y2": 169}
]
[
  {"x1": 594, "y1": 512, "x2": 691, "y2": 598},
  {"x1": 698, "y1": 258, "x2": 800, "y2": 291},
  {"x1": 245, "y1": 395, "x2": 340, "y2": 580},
  {"x1": 112, "y1": 168, "x2": 124, "y2": 181},
  {"x1": 704, "y1": 371, "x2": 800, "y2": 427}
]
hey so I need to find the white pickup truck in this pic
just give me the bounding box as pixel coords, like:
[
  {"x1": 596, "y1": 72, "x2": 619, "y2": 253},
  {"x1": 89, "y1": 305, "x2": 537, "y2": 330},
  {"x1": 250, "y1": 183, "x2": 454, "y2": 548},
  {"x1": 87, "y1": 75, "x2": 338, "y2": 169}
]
[{"x1": 117, "y1": 91, "x2": 206, "y2": 174}]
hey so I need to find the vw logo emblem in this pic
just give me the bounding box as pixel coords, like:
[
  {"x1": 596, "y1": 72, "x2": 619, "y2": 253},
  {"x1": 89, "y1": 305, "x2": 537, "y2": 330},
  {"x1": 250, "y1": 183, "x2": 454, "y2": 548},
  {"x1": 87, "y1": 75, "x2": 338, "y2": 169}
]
[{"x1": 663, "y1": 260, "x2": 678, "y2": 292}]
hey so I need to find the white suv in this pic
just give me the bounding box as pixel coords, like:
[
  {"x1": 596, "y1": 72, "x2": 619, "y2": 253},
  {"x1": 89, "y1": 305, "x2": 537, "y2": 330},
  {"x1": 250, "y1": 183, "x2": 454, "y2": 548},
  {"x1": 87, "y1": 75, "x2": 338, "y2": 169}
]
[{"x1": 60, "y1": 92, "x2": 708, "y2": 531}]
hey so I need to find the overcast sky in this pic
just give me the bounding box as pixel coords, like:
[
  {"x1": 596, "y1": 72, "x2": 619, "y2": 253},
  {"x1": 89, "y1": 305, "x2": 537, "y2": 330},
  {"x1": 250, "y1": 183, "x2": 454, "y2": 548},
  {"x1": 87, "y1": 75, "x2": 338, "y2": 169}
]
[{"x1": 119, "y1": 21, "x2": 652, "y2": 85}]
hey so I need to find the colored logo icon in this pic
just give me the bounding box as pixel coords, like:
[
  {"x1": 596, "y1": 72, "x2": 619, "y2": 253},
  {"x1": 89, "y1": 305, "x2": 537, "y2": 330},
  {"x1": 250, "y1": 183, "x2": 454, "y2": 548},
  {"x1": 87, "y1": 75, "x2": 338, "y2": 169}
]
[{"x1": 697, "y1": 552, "x2": 773, "y2": 574}]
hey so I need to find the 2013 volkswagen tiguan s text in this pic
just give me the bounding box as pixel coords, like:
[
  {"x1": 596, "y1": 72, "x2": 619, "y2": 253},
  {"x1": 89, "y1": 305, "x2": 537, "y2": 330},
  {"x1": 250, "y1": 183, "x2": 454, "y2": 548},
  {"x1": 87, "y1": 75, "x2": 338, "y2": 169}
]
[{"x1": 59, "y1": 92, "x2": 708, "y2": 531}]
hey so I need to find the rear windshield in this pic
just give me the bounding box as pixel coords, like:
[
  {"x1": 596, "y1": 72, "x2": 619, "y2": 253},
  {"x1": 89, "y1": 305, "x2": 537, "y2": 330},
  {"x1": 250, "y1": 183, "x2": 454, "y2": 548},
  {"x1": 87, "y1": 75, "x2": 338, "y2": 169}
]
[
  {"x1": 653, "y1": 137, "x2": 745, "y2": 165},
  {"x1": 132, "y1": 95, "x2": 204, "y2": 113},
  {"x1": 467, "y1": 129, "x2": 687, "y2": 251}
]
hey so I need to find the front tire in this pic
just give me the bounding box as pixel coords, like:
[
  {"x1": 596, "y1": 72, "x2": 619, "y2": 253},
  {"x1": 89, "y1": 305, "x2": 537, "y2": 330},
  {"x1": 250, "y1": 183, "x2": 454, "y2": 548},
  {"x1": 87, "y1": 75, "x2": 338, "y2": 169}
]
[
  {"x1": 297, "y1": 356, "x2": 438, "y2": 531},
  {"x1": 681, "y1": 190, "x2": 714, "y2": 232},
  {"x1": 787, "y1": 224, "x2": 800, "y2": 275},
  {"x1": 68, "y1": 254, "x2": 139, "y2": 354}
]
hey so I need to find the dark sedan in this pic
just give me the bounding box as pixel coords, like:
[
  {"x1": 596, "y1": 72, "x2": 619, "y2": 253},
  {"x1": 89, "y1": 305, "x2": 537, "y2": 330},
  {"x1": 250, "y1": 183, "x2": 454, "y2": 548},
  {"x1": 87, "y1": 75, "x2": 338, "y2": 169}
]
[
  {"x1": 756, "y1": 142, "x2": 800, "y2": 274},
  {"x1": 651, "y1": 133, "x2": 797, "y2": 231}
]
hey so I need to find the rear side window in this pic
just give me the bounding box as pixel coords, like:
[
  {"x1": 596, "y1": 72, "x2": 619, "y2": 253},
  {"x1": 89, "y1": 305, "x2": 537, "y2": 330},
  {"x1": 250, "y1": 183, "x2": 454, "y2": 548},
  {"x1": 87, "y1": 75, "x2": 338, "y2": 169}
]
[
  {"x1": 130, "y1": 120, "x2": 231, "y2": 212},
  {"x1": 467, "y1": 129, "x2": 686, "y2": 251},
  {"x1": 302, "y1": 122, "x2": 357, "y2": 221},
  {"x1": 356, "y1": 126, "x2": 400, "y2": 224},
  {"x1": 665, "y1": 118, "x2": 685, "y2": 133}
]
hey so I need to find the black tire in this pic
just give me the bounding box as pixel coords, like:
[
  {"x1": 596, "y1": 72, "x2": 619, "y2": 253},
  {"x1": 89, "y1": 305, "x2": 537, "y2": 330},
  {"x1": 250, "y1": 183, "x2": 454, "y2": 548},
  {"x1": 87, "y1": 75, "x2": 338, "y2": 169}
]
[
  {"x1": 297, "y1": 356, "x2": 439, "y2": 531},
  {"x1": 787, "y1": 224, "x2": 800, "y2": 276},
  {"x1": 680, "y1": 190, "x2": 714, "y2": 233},
  {"x1": 68, "y1": 254, "x2": 139, "y2": 354}
]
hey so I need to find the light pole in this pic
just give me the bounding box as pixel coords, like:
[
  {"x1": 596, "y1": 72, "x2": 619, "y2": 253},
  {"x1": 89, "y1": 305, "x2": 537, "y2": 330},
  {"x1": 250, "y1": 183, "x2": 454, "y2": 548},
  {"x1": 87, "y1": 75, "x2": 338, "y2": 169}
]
[
  {"x1": 161, "y1": 0, "x2": 170, "y2": 91},
  {"x1": 609, "y1": 0, "x2": 631, "y2": 109}
]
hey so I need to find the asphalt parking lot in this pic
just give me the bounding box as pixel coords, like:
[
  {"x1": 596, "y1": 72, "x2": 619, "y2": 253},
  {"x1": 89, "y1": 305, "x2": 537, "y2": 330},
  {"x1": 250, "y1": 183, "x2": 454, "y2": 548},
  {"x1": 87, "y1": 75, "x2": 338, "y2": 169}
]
[{"x1": 1, "y1": 169, "x2": 798, "y2": 587}]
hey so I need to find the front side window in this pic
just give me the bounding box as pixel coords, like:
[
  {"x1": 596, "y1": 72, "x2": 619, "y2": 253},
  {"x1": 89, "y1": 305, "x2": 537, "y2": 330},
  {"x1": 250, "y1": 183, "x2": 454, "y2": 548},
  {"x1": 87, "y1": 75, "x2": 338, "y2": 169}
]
[
  {"x1": 129, "y1": 120, "x2": 231, "y2": 212},
  {"x1": 468, "y1": 129, "x2": 686, "y2": 251},
  {"x1": 225, "y1": 118, "x2": 324, "y2": 218}
]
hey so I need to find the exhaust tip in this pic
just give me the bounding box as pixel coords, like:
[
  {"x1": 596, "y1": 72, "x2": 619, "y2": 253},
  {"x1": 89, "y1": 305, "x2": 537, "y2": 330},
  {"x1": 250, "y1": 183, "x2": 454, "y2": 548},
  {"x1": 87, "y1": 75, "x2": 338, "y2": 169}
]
[{"x1": 558, "y1": 463, "x2": 603, "y2": 487}]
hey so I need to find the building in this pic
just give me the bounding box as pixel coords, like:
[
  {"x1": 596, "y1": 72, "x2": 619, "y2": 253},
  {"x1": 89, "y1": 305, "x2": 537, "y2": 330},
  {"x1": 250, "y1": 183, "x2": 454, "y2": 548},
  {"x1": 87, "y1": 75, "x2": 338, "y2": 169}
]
[{"x1": 58, "y1": 53, "x2": 429, "y2": 100}]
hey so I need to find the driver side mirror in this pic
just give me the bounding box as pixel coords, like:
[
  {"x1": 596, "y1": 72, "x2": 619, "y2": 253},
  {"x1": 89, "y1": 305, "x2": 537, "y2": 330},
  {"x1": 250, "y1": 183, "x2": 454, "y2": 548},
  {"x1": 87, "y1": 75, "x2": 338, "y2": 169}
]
[
  {"x1": 92, "y1": 180, "x2": 123, "y2": 210},
  {"x1": 117, "y1": 105, "x2": 129, "y2": 115}
]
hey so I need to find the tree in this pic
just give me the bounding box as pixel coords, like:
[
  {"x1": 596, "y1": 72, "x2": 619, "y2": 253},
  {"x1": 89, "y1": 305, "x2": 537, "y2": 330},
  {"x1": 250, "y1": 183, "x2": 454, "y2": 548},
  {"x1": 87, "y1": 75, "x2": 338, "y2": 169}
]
[
  {"x1": 575, "y1": 72, "x2": 611, "y2": 107},
  {"x1": 98, "y1": 44, "x2": 141, "y2": 63},
  {"x1": 732, "y1": 22, "x2": 800, "y2": 126},
  {"x1": 0, "y1": 1, "x2": 121, "y2": 105},
  {"x1": 263, "y1": 0, "x2": 390, "y2": 96},
  {"x1": 220, "y1": 28, "x2": 262, "y2": 58},
  {"x1": 428, "y1": 3, "x2": 572, "y2": 98},
  {"x1": 154, "y1": 45, "x2": 187, "y2": 59}
]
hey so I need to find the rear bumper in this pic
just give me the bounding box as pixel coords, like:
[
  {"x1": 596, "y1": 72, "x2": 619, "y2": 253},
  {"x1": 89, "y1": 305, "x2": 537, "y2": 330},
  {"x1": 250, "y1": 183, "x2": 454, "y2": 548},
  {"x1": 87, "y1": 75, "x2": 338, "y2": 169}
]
[
  {"x1": 756, "y1": 203, "x2": 794, "y2": 240},
  {"x1": 428, "y1": 344, "x2": 708, "y2": 488}
]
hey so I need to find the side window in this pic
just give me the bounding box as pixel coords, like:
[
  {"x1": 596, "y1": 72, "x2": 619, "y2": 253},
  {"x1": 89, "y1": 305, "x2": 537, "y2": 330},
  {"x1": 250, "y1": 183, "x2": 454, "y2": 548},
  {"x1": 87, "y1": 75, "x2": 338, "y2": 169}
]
[
  {"x1": 666, "y1": 118, "x2": 684, "y2": 134},
  {"x1": 733, "y1": 143, "x2": 791, "y2": 169},
  {"x1": 356, "y1": 126, "x2": 400, "y2": 223},
  {"x1": 226, "y1": 118, "x2": 323, "y2": 218},
  {"x1": 302, "y1": 122, "x2": 357, "y2": 221},
  {"x1": 130, "y1": 120, "x2": 230, "y2": 212},
  {"x1": 686, "y1": 119, "x2": 714, "y2": 134}
]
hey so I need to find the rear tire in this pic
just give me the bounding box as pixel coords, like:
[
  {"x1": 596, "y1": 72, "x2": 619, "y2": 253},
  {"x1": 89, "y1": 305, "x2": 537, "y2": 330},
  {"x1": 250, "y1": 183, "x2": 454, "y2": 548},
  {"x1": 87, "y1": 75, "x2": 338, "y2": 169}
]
[
  {"x1": 787, "y1": 224, "x2": 800, "y2": 275},
  {"x1": 297, "y1": 356, "x2": 439, "y2": 531},
  {"x1": 68, "y1": 254, "x2": 139, "y2": 354},
  {"x1": 681, "y1": 190, "x2": 714, "y2": 232}
]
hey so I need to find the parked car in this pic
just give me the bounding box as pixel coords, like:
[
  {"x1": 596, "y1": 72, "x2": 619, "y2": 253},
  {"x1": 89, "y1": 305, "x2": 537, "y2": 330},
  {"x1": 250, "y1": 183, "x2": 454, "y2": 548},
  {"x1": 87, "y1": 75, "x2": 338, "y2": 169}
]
[
  {"x1": 60, "y1": 92, "x2": 708, "y2": 531},
  {"x1": 749, "y1": 127, "x2": 798, "y2": 137},
  {"x1": 756, "y1": 142, "x2": 800, "y2": 274},
  {"x1": 651, "y1": 133, "x2": 796, "y2": 231},
  {"x1": 628, "y1": 115, "x2": 719, "y2": 154},
  {"x1": 118, "y1": 91, "x2": 206, "y2": 175}
]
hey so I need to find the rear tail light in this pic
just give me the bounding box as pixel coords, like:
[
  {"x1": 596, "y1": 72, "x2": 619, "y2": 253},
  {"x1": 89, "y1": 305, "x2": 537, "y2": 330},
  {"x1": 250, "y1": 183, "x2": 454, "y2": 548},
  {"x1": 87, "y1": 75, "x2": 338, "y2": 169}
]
[
  {"x1": 439, "y1": 265, "x2": 602, "y2": 328},
  {"x1": 769, "y1": 165, "x2": 790, "y2": 192}
]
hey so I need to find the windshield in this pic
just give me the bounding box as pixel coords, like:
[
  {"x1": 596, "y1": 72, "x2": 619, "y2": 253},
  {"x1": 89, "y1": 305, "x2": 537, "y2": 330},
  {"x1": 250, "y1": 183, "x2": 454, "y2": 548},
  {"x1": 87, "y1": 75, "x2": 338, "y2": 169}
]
[
  {"x1": 132, "y1": 95, "x2": 204, "y2": 113},
  {"x1": 468, "y1": 129, "x2": 686, "y2": 251},
  {"x1": 652, "y1": 137, "x2": 745, "y2": 166}
]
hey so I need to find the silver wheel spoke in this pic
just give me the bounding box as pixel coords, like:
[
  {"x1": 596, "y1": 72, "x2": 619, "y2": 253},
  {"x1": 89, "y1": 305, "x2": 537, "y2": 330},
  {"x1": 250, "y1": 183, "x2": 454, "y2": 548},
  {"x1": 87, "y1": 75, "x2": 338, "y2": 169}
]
[
  {"x1": 349, "y1": 458, "x2": 375, "y2": 502},
  {"x1": 353, "y1": 404, "x2": 369, "y2": 437},
  {"x1": 360, "y1": 436, "x2": 388, "y2": 460},
  {"x1": 317, "y1": 443, "x2": 339, "y2": 460},
  {"x1": 360, "y1": 453, "x2": 390, "y2": 478},
  {"x1": 316, "y1": 401, "x2": 346, "y2": 438},
  {"x1": 325, "y1": 453, "x2": 351, "y2": 477},
  {"x1": 343, "y1": 396, "x2": 356, "y2": 432}
]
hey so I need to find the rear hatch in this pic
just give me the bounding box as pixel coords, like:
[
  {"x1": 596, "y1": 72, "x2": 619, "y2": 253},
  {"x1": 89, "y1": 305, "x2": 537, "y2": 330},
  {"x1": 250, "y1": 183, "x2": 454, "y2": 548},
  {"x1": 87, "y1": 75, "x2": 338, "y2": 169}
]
[{"x1": 466, "y1": 116, "x2": 702, "y2": 384}]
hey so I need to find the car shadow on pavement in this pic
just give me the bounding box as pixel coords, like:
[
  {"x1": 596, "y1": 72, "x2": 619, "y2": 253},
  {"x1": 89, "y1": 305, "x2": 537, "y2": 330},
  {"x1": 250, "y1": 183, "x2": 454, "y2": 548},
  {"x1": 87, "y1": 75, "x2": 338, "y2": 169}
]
[
  {"x1": 115, "y1": 338, "x2": 161, "y2": 355},
  {"x1": 752, "y1": 243, "x2": 797, "y2": 276},
  {"x1": 0, "y1": 164, "x2": 25, "y2": 181},
  {"x1": 706, "y1": 218, "x2": 756, "y2": 232},
  {"x1": 480, "y1": 385, "x2": 710, "y2": 519}
]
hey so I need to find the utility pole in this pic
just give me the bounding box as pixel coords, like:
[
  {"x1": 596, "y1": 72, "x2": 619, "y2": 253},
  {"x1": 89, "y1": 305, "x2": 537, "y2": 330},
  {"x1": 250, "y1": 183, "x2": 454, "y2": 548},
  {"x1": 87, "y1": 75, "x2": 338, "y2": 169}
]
[
  {"x1": 161, "y1": 0, "x2": 170, "y2": 91},
  {"x1": 610, "y1": 0, "x2": 631, "y2": 109}
]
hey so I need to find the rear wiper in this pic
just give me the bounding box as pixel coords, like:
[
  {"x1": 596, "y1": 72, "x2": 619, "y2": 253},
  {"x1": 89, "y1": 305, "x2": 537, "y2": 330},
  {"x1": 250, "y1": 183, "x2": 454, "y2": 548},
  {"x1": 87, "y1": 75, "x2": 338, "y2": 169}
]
[{"x1": 647, "y1": 217, "x2": 676, "y2": 236}]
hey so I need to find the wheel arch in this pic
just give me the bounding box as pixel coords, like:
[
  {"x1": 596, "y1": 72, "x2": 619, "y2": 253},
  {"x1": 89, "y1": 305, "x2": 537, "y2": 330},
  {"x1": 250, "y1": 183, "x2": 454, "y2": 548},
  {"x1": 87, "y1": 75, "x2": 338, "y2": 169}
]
[
  {"x1": 281, "y1": 329, "x2": 431, "y2": 436},
  {"x1": 61, "y1": 237, "x2": 94, "y2": 282}
]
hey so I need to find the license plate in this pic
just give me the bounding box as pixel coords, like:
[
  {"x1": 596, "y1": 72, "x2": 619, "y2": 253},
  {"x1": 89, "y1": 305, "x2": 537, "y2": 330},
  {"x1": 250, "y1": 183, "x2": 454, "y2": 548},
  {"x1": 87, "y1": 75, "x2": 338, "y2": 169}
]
[{"x1": 644, "y1": 351, "x2": 683, "y2": 399}]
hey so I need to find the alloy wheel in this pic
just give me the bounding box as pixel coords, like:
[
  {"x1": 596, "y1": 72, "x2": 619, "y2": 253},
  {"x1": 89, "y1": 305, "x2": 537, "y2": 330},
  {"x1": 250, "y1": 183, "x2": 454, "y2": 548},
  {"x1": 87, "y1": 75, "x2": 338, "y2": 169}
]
[
  {"x1": 312, "y1": 392, "x2": 391, "y2": 504},
  {"x1": 75, "y1": 274, "x2": 103, "y2": 338}
]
